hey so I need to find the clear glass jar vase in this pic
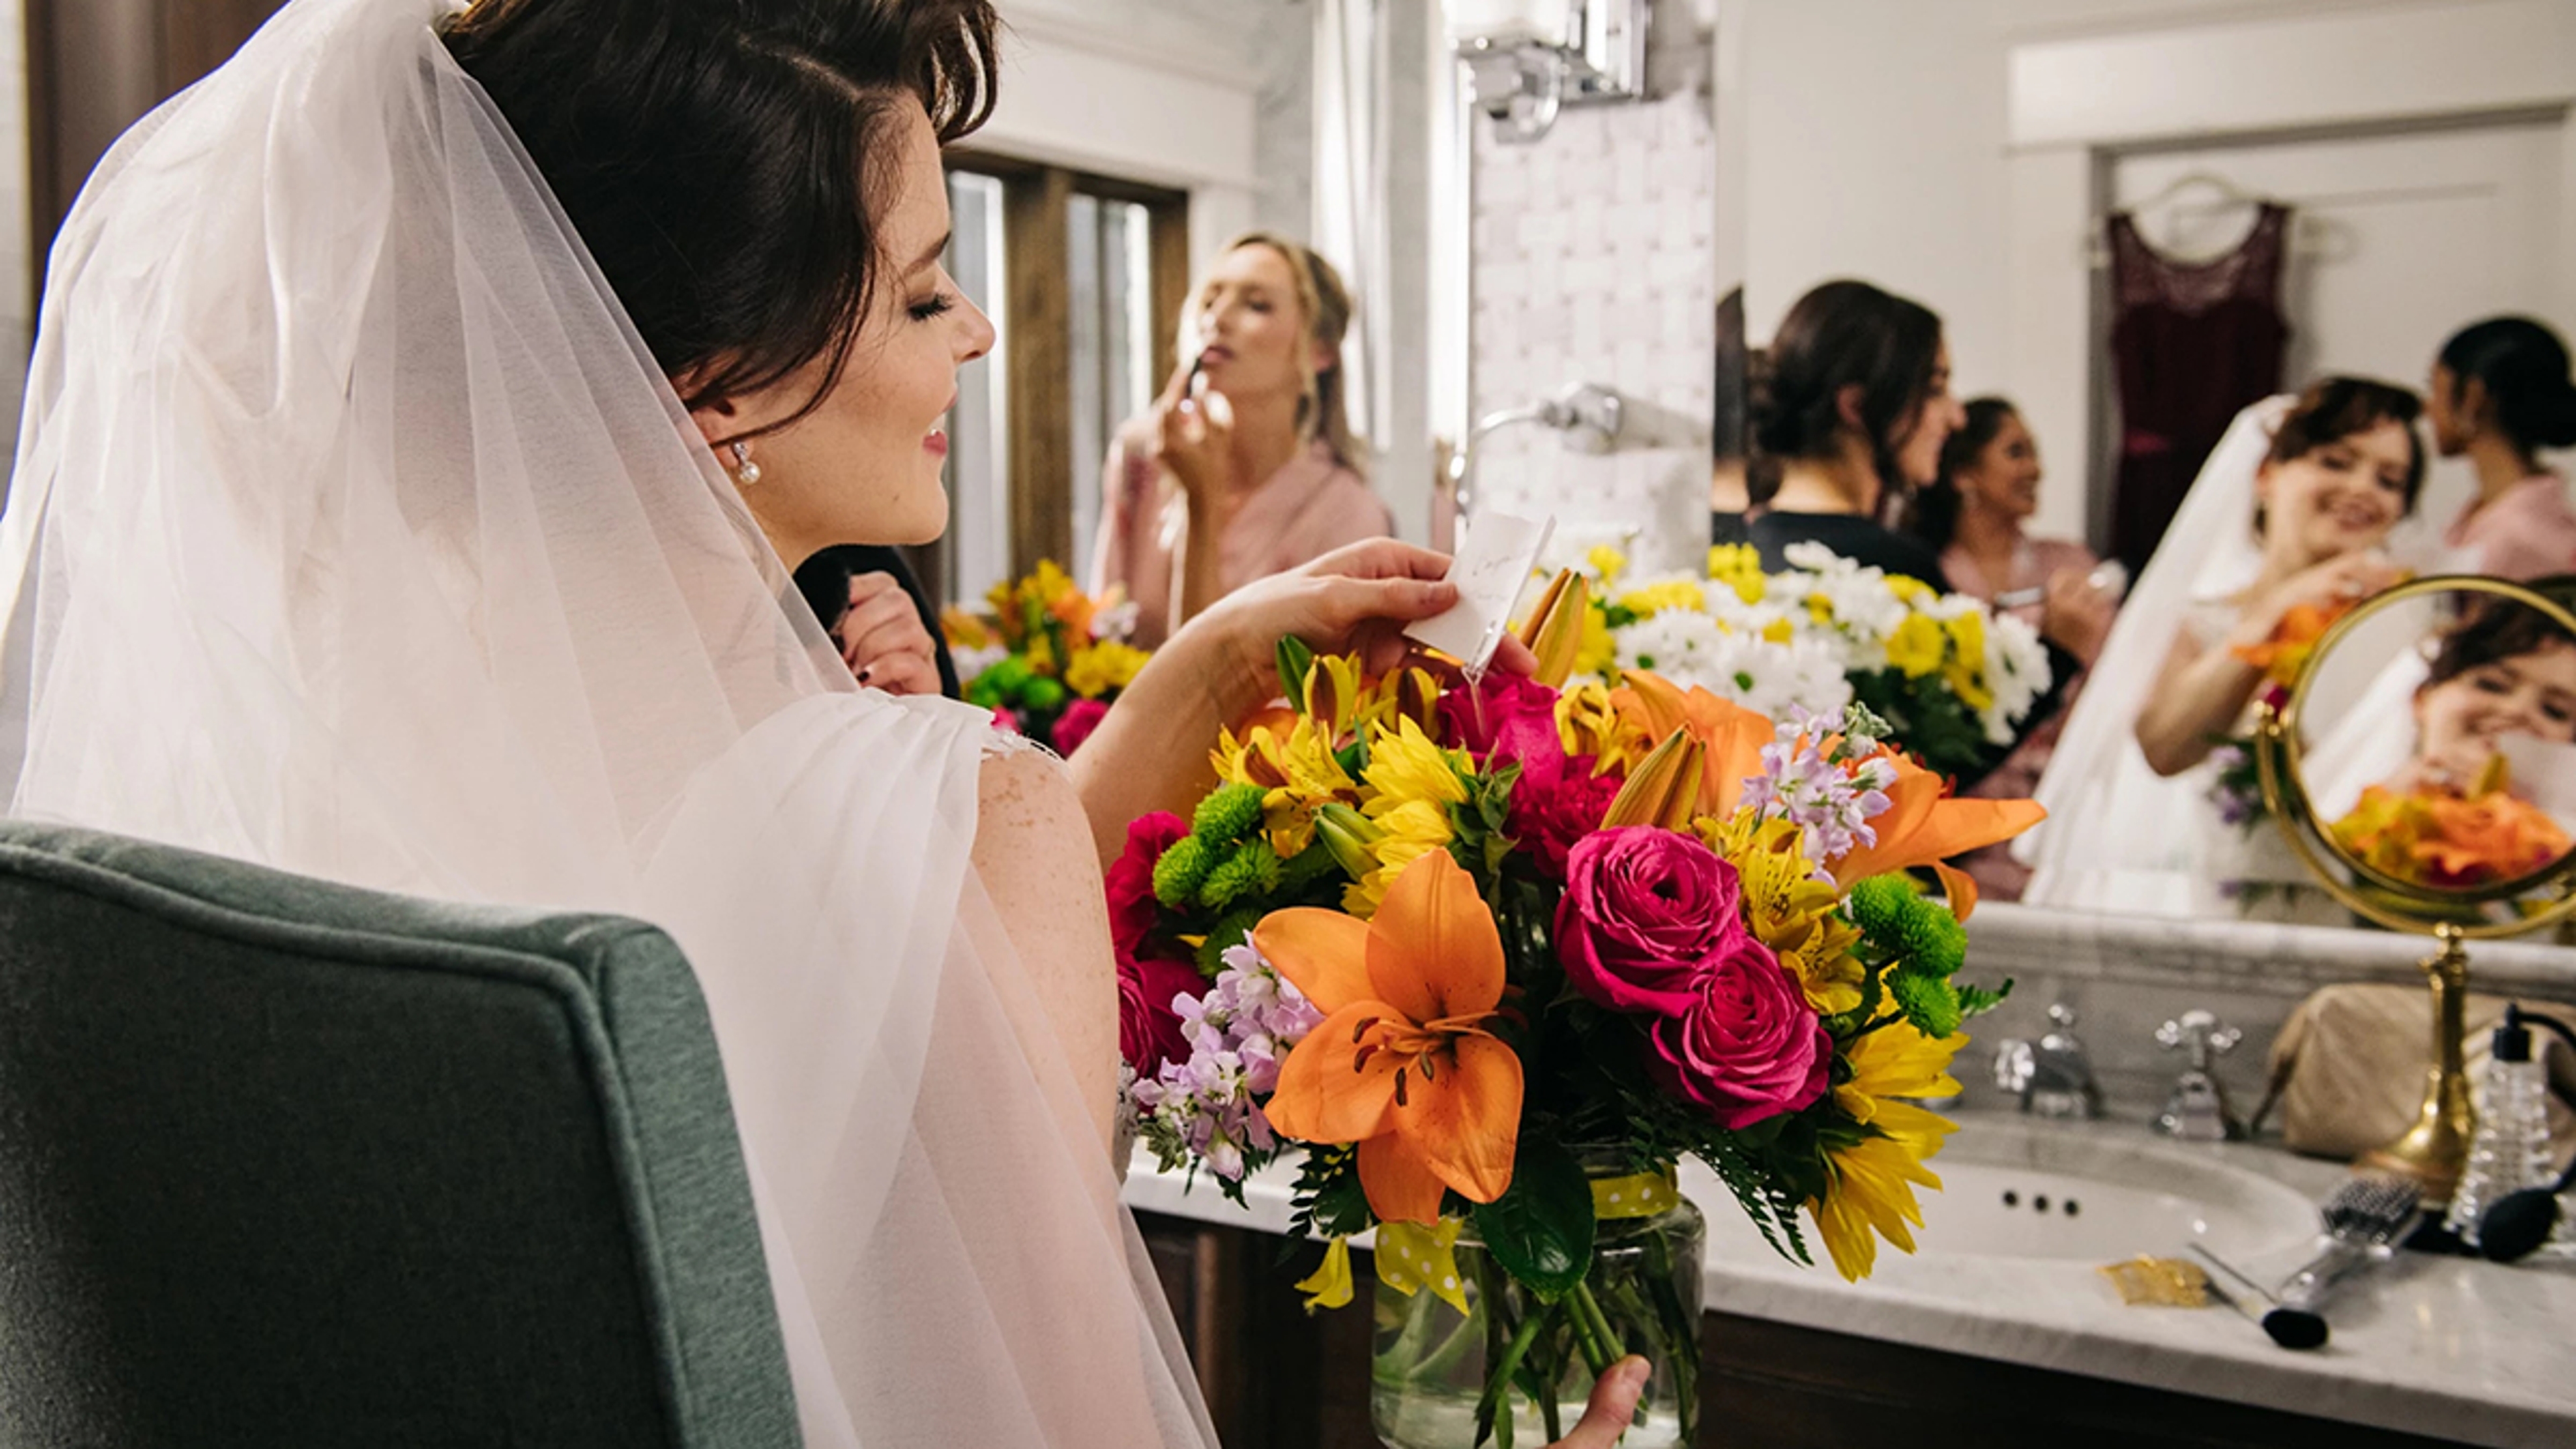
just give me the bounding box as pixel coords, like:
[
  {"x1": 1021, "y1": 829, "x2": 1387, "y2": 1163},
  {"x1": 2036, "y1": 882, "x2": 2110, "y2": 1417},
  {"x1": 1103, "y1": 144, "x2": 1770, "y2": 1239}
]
[{"x1": 1370, "y1": 1172, "x2": 1704, "y2": 1449}]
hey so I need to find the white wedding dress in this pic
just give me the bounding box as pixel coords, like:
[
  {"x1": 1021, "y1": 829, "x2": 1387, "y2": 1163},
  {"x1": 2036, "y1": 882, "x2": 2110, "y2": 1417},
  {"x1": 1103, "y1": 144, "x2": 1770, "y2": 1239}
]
[{"x1": 0, "y1": 1, "x2": 1215, "y2": 1444}]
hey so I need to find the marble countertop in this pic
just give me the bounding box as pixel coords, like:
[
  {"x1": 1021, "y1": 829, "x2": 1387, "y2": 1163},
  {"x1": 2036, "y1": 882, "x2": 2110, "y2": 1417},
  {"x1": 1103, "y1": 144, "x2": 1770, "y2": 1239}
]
[{"x1": 1123, "y1": 1113, "x2": 2576, "y2": 1448}]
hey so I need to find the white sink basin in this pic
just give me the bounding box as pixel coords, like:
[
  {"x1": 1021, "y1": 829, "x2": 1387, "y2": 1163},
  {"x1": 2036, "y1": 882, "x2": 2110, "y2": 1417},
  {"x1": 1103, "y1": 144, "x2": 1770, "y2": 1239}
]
[{"x1": 1694, "y1": 1114, "x2": 2323, "y2": 1266}]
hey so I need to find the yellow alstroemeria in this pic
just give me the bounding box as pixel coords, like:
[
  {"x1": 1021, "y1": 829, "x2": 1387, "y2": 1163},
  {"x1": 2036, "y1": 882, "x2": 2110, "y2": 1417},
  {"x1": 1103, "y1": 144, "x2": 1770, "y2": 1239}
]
[
  {"x1": 1064, "y1": 639, "x2": 1150, "y2": 698},
  {"x1": 1297, "y1": 1236, "x2": 1355, "y2": 1313},
  {"x1": 1603, "y1": 728, "x2": 1706, "y2": 832},
  {"x1": 1556, "y1": 681, "x2": 1650, "y2": 774},
  {"x1": 1375, "y1": 1218, "x2": 1471, "y2": 1315},
  {"x1": 1883, "y1": 612, "x2": 1945, "y2": 680},
  {"x1": 1354, "y1": 664, "x2": 1442, "y2": 738},
  {"x1": 1257, "y1": 852, "x2": 1525, "y2": 1225},
  {"x1": 1303, "y1": 653, "x2": 1368, "y2": 736},
  {"x1": 1214, "y1": 716, "x2": 1360, "y2": 857},
  {"x1": 1702, "y1": 808, "x2": 1864, "y2": 1014}
]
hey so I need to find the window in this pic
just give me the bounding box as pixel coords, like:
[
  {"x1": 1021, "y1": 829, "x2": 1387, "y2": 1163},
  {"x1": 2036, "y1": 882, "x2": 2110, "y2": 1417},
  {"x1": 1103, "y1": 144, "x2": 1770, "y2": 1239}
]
[{"x1": 911, "y1": 158, "x2": 1187, "y2": 608}]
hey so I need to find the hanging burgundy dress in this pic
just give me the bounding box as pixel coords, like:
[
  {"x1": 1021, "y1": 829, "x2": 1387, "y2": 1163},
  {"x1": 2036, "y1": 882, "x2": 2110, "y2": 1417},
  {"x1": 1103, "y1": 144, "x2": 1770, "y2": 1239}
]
[{"x1": 2106, "y1": 202, "x2": 2291, "y2": 576}]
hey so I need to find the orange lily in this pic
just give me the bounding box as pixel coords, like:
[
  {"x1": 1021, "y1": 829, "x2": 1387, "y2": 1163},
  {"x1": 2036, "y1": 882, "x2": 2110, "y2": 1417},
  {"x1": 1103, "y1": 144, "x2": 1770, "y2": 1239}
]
[
  {"x1": 1825, "y1": 748, "x2": 2043, "y2": 919},
  {"x1": 1254, "y1": 852, "x2": 1524, "y2": 1225},
  {"x1": 1609, "y1": 670, "x2": 1772, "y2": 818}
]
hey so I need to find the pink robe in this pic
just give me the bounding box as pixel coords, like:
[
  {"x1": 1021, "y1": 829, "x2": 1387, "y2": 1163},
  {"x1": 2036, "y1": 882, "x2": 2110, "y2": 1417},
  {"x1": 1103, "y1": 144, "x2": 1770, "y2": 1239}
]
[
  {"x1": 1941, "y1": 534, "x2": 2105, "y2": 902},
  {"x1": 2444, "y1": 472, "x2": 2576, "y2": 582},
  {"x1": 1089, "y1": 422, "x2": 1392, "y2": 647}
]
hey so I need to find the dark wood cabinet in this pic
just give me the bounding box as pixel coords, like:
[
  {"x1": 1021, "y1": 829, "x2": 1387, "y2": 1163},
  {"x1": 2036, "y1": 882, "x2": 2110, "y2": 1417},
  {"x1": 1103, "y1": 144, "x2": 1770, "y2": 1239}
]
[{"x1": 1137, "y1": 1212, "x2": 2462, "y2": 1449}]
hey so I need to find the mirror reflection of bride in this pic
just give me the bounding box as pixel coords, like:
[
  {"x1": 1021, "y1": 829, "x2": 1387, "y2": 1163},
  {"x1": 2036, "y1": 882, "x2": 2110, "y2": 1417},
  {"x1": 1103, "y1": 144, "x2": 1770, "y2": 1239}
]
[{"x1": 2021, "y1": 379, "x2": 2426, "y2": 916}]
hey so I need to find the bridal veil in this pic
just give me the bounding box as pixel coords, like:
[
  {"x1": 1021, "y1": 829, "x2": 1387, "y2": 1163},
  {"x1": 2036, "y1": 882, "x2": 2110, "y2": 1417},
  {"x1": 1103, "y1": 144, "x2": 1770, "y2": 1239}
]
[{"x1": 0, "y1": 1, "x2": 1214, "y2": 1442}]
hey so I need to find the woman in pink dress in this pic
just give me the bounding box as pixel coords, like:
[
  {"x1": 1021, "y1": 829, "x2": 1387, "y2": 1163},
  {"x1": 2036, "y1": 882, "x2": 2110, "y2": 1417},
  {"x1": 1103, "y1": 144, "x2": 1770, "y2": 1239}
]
[
  {"x1": 1090, "y1": 233, "x2": 1391, "y2": 647},
  {"x1": 2428, "y1": 317, "x2": 2576, "y2": 580},
  {"x1": 1904, "y1": 397, "x2": 2115, "y2": 897}
]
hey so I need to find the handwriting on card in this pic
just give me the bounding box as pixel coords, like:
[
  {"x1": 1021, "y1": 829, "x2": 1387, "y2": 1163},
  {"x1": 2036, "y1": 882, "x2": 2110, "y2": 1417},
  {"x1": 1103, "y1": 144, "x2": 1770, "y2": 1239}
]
[{"x1": 1405, "y1": 513, "x2": 1555, "y2": 674}]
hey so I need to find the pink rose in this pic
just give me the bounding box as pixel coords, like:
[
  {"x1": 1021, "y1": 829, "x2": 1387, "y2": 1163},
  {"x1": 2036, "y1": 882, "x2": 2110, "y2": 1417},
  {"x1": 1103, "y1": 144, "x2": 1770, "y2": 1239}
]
[
  {"x1": 1053, "y1": 696, "x2": 1110, "y2": 755},
  {"x1": 1106, "y1": 812, "x2": 1201, "y2": 1075},
  {"x1": 1438, "y1": 672, "x2": 1566, "y2": 784},
  {"x1": 1120, "y1": 954, "x2": 1207, "y2": 1078},
  {"x1": 1507, "y1": 755, "x2": 1621, "y2": 881},
  {"x1": 1556, "y1": 826, "x2": 1750, "y2": 1014},
  {"x1": 1648, "y1": 946, "x2": 1829, "y2": 1129}
]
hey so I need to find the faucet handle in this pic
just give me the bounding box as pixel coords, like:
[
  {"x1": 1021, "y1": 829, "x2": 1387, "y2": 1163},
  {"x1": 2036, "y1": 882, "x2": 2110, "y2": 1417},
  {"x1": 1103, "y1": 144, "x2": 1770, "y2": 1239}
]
[
  {"x1": 2047, "y1": 1002, "x2": 2079, "y2": 1030},
  {"x1": 2157, "y1": 1009, "x2": 2239, "y2": 1063}
]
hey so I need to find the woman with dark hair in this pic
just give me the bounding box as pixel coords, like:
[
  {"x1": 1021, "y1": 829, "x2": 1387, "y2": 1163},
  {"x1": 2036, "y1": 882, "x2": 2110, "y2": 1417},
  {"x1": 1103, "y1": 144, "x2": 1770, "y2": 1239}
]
[
  {"x1": 1746, "y1": 279, "x2": 1961, "y2": 582},
  {"x1": 1908, "y1": 397, "x2": 2103, "y2": 620},
  {"x1": 1905, "y1": 397, "x2": 2112, "y2": 897},
  {"x1": 0, "y1": 2, "x2": 1637, "y2": 1444},
  {"x1": 2429, "y1": 317, "x2": 2576, "y2": 579},
  {"x1": 2380, "y1": 597, "x2": 2576, "y2": 799},
  {"x1": 1093, "y1": 233, "x2": 1391, "y2": 647}
]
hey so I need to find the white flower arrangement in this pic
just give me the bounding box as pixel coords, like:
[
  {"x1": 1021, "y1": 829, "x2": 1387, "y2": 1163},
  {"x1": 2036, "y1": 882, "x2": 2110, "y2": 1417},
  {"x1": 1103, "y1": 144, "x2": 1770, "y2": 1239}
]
[{"x1": 1574, "y1": 541, "x2": 2052, "y2": 777}]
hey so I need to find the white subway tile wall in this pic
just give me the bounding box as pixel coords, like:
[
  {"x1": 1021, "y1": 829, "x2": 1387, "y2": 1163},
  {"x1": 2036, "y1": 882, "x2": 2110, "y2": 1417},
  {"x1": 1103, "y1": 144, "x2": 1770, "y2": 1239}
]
[{"x1": 1466, "y1": 9, "x2": 1714, "y2": 576}]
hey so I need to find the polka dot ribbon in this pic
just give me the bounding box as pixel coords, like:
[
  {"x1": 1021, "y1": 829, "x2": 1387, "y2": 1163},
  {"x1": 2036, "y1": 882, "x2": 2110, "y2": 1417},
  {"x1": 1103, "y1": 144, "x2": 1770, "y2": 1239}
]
[
  {"x1": 1591, "y1": 1169, "x2": 1680, "y2": 1221},
  {"x1": 1374, "y1": 1218, "x2": 1471, "y2": 1314}
]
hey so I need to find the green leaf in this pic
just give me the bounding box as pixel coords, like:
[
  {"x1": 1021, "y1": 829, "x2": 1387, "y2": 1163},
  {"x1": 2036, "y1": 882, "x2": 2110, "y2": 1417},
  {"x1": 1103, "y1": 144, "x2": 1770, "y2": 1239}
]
[
  {"x1": 1472, "y1": 1136, "x2": 1596, "y2": 1300},
  {"x1": 1276, "y1": 636, "x2": 1316, "y2": 702},
  {"x1": 1957, "y1": 977, "x2": 2015, "y2": 1019}
]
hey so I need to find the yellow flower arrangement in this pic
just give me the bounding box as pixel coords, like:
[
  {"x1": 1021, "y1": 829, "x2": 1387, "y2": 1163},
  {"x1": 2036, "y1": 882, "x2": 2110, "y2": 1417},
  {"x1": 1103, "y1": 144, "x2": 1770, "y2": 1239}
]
[
  {"x1": 1065, "y1": 639, "x2": 1150, "y2": 698},
  {"x1": 1882, "y1": 612, "x2": 1946, "y2": 680}
]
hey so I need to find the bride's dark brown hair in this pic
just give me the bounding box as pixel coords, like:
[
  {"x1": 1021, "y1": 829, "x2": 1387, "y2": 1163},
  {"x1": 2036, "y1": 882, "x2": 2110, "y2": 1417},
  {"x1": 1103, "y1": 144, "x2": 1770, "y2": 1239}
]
[{"x1": 443, "y1": 0, "x2": 1000, "y2": 437}]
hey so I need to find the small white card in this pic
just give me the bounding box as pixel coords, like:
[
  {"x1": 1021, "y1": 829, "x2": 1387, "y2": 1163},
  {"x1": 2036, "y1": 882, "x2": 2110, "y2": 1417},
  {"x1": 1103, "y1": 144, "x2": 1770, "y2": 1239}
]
[{"x1": 1406, "y1": 512, "x2": 1556, "y2": 674}]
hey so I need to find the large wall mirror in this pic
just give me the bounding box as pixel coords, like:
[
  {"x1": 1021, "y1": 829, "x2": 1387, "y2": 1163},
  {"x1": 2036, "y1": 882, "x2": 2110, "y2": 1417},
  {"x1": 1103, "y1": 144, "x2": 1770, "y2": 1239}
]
[{"x1": 1707, "y1": 0, "x2": 2576, "y2": 948}]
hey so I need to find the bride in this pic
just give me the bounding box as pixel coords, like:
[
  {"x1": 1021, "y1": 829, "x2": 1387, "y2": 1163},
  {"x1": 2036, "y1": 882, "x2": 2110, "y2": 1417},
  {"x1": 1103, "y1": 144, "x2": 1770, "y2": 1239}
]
[
  {"x1": 0, "y1": 1, "x2": 1643, "y2": 1444},
  {"x1": 2023, "y1": 379, "x2": 2424, "y2": 915}
]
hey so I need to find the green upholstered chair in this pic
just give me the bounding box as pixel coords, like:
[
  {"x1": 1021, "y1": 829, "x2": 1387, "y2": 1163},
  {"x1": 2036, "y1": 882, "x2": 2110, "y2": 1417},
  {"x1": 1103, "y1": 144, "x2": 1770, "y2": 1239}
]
[{"x1": 0, "y1": 820, "x2": 802, "y2": 1449}]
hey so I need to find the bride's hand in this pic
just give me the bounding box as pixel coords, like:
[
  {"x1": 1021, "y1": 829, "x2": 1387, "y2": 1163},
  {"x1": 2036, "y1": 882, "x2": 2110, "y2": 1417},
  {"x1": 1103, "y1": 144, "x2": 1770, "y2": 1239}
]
[
  {"x1": 1193, "y1": 538, "x2": 1538, "y2": 715},
  {"x1": 2234, "y1": 551, "x2": 2404, "y2": 648},
  {"x1": 1546, "y1": 1358, "x2": 1650, "y2": 1449}
]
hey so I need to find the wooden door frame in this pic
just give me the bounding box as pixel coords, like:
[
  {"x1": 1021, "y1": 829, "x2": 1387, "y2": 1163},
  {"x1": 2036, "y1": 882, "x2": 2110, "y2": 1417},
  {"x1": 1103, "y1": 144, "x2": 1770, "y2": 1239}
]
[{"x1": 944, "y1": 151, "x2": 1189, "y2": 588}]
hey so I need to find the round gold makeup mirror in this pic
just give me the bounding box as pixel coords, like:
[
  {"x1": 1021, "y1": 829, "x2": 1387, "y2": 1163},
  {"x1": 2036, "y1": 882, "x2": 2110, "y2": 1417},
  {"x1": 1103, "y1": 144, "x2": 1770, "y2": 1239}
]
[{"x1": 2253, "y1": 574, "x2": 2576, "y2": 1201}]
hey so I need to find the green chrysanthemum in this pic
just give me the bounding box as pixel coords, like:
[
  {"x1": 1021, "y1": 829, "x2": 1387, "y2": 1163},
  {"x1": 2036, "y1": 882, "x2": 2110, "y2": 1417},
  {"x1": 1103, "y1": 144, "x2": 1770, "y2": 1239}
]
[
  {"x1": 1193, "y1": 782, "x2": 1268, "y2": 843},
  {"x1": 1198, "y1": 839, "x2": 1282, "y2": 911},
  {"x1": 1152, "y1": 835, "x2": 1213, "y2": 910}
]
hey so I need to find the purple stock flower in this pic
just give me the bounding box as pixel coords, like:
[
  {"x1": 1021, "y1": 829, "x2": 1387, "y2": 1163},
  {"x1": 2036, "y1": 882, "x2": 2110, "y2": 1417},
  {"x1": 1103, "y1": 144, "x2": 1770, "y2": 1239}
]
[{"x1": 1131, "y1": 942, "x2": 1324, "y2": 1181}]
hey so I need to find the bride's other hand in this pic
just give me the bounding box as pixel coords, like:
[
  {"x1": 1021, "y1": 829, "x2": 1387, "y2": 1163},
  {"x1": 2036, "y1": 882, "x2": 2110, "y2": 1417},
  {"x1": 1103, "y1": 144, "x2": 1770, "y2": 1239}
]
[
  {"x1": 2230, "y1": 551, "x2": 2404, "y2": 651},
  {"x1": 838, "y1": 571, "x2": 941, "y2": 696},
  {"x1": 1547, "y1": 1358, "x2": 1650, "y2": 1449}
]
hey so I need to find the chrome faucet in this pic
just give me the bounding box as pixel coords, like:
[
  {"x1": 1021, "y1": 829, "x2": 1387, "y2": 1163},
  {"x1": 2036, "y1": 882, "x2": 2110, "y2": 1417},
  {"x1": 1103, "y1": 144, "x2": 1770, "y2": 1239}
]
[
  {"x1": 1992, "y1": 1003, "x2": 2102, "y2": 1119},
  {"x1": 2153, "y1": 1010, "x2": 2243, "y2": 1142}
]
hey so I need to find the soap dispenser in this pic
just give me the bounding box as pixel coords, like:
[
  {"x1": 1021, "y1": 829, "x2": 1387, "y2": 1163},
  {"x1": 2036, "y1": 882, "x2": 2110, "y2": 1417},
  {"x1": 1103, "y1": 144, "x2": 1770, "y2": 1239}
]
[{"x1": 2443, "y1": 1005, "x2": 2571, "y2": 1248}]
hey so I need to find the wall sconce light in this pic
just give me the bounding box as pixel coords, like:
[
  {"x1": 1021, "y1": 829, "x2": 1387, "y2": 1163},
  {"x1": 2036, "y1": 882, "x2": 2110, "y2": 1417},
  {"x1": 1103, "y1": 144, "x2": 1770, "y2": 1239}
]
[{"x1": 1449, "y1": 0, "x2": 1649, "y2": 144}]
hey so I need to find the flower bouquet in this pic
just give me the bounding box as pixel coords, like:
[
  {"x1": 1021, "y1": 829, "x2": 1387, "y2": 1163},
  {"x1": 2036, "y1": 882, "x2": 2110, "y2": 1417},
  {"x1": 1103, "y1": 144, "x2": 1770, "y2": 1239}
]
[
  {"x1": 1114, "y1": 578, "x2": 2041, "y2": 1448},
  {"x1": 1574, "y1": 543, "x2": 2051, "y2": 781},
  {"x1": 2332, "y1": 756, "x2": 2573, "y2": 892},
  {"x1": 944, "y1": 560, "x2": 1146, "y2": 755}
]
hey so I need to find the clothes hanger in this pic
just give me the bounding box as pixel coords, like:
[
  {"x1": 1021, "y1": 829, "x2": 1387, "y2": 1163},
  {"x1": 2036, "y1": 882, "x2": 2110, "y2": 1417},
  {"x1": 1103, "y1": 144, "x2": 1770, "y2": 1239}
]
[{"x1": 2122, "y1": 168, "x2": 2266, "y2": 218}]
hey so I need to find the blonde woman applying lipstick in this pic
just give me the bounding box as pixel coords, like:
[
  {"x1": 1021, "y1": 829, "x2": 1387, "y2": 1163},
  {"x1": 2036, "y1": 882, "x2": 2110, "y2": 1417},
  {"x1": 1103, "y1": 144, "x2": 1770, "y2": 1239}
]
[{"x1": 1090, "y1": 233, "x2": 1391, "y2": 647}]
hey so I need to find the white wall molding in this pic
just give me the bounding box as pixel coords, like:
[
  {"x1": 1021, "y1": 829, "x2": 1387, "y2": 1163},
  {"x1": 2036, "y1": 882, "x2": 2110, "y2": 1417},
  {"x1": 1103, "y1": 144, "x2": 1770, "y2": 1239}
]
[{"x1": 2008, "y1": 0, "x2": 2576, "y2": 150}]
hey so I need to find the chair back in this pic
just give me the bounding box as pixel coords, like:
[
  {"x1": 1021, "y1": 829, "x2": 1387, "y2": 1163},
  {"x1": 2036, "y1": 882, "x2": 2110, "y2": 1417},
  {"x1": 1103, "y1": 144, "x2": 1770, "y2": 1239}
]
[{"x1": 0, "y1": 821, "x2": 802, "y2": 1449}]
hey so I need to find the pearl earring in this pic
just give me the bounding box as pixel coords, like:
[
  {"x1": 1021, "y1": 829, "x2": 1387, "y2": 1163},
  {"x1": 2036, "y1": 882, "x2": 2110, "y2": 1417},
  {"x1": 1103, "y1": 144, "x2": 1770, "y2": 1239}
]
[{"x1": 729, "y1": 441, "x2": 763, "y2": 486}]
